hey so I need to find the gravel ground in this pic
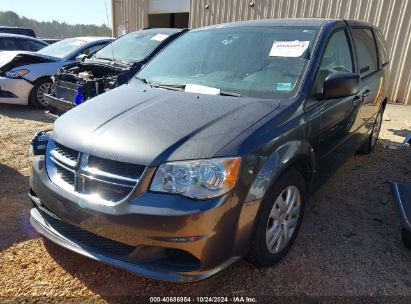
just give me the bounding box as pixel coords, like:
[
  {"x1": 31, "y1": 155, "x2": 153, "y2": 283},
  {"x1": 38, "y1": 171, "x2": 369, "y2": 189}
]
[{"x1": 0, "y1": 104, "x2": 411, "y2": 302}]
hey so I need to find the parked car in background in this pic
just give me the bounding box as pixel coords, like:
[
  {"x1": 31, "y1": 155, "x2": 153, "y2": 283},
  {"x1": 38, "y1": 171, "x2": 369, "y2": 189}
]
[
  {"x1": 0, "y1": 33, "x2": 48, "y2": 51},
  {"x1": 0, "y1": 36, "x2": 113, "y2": 108},
  {"x1": 29, "y1": 19, "x2": 389, "y2": 281},
  {"x1": 0, "y1": 25, "x2": 36, "y2": 37},
  {"x1": 39, "y1": 38, "x2": 61, "y2": 45},
  {"x1": 45, "y1": 28, "x2": 188, "y2": 117}
]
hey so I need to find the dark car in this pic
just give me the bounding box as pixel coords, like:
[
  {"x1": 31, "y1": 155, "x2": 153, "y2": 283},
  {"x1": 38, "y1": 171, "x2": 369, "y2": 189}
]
[
  {"x1": 0, "y1": 26, "x2": 36, "y2": 37},
  {"x1": 29, "y1": 19, "x2": 389, "y2": 281},
  {"x1": 44, "y1": 28, "x2": 188, "y2": 117},
  {"x1": 0, "y1": 33, "x2": 48, "y2": 51}
]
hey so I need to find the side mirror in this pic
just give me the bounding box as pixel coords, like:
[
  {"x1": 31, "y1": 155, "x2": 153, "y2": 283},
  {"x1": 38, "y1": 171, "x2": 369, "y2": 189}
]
[
  {"x1": 76, "y1": 54, "x2": 87, "y2": 61},
  {"x1": 319, "y1": 72, "x2": 359, "y2": 100}
]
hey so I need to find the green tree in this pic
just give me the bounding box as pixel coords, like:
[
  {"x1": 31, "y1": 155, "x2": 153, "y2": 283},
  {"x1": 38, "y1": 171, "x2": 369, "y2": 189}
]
[{"x1": 0, "y1": 11, "x2": 111, "y2": 38}]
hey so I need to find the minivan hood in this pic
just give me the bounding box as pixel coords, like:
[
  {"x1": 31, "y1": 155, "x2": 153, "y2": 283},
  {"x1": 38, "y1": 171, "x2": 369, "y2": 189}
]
[{"x1": 53, "y1": 83, "x2": 279, "y2": 166}]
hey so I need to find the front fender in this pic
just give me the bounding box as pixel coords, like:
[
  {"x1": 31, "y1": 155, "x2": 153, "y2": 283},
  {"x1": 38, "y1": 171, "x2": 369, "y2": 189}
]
[
  {"x1": 22, "y1": 62, "x2": 65, "y2": 83},
  {"x1": 243, "y1": 139, "x2": 316, "y2": 202}
]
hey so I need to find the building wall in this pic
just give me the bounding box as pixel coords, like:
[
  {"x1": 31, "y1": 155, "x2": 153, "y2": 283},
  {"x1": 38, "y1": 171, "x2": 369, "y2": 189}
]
[
  {"x1": 112, "y1": 0, "x2": 149, "y2": 36},
  {"x1": 113, "y1": 0, "x2": 411, "y2": 104}
]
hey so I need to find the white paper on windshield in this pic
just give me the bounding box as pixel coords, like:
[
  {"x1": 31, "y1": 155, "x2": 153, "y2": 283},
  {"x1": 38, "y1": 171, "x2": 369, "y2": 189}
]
[
  {"x1": 269, "y1": 40, "x2": 310, "y2": 57},
  {"x1": 151, "y1": 34, "x2": 169, "y2": 42},
  {"x1": 185, "y1": 84, "x2": 221, "y2": 95}
]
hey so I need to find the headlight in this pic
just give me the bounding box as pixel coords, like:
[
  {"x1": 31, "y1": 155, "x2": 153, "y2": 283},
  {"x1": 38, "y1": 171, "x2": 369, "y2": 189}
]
[
  {"x1": 150, "y1": 157, "x2": 241, "y2": 199},
  {"x1": 5, "y1": 69, "x2": 30, "y2": 78}
]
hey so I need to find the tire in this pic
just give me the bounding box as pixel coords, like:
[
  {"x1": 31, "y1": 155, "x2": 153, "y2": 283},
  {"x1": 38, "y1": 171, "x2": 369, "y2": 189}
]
[
  {"x1": 357, "y1": 109, "x2": 383, "y2": 154},
  {"x1": 28, "y1": 78, "x2": 53, "y2": 109},
  {"x1": 401, "y1": 228, "x2": 411, "y2": 249},
  {"x1": 247, "y1": 168, "x2": 306, "y2": 267}
]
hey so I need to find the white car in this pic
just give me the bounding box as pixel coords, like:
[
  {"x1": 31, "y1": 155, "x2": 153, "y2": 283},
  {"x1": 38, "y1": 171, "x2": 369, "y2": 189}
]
[{"x1": 0, "y1": 36, "x2": 112, "y2": 108}]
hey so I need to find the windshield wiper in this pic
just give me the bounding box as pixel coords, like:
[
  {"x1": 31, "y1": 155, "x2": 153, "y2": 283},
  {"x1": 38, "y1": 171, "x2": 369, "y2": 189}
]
[
  {"x1": 220, "y1": 90, "x2": 241, "y2": 97},
  {"x1": 134, "y1": 80, "x2": 241, "y2": 96},
  {"x1": 94, "y1": 56, "x2": 115, "y2": 61},
  {"x1": 135, "y1": 77, "x2": 150, "y2": 85},
  {"x1": 147, "y1": 83, "x2": 185, "y2": 91}
]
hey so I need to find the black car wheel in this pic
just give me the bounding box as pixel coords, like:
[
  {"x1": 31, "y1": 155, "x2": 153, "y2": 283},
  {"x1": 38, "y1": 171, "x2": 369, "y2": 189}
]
[
  {"x1": 358, "y1": 109, "x2": 383, "y2": 154},
  {"x1": 247, "y1": 168, "x2": 306, "y2": 267},
  {"x1": 29, "y1": 78, "x2": 53, "y2": 109}
]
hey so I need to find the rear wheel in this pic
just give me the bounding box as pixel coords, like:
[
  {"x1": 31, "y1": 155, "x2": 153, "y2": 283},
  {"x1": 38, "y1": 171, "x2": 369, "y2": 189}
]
[
  {"x1": 29, "y1": 78, "x2": 52, "y2": 109},
  {"x1": 402, "y1": 228, "x2": 411, "y2": 249},
  {"x1": 247, "y1": 169, "x2": 306, "y2": 267},
  {"x1": 357, "y1": 109, "x2": 383, "y2": 154}
]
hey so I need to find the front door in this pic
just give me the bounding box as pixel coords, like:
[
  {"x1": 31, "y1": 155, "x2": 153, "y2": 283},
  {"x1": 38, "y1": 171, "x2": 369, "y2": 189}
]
[{"x1": 312, "y1": 27, "x2": 363, "y2": 183}]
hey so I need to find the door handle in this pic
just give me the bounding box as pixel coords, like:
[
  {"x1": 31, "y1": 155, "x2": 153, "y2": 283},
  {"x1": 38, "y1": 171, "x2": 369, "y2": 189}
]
[{"x1": 362, "y1": 89, "x2": 371, "y2": 98}]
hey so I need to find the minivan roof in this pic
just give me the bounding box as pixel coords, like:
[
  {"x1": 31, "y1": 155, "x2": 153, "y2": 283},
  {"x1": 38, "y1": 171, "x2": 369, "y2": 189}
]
[{"x1": 195, "y1": 18, "x2": 377, "y2": 30}]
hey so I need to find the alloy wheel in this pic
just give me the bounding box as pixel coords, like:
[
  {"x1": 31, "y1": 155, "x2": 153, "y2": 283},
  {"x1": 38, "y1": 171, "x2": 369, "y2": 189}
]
[
  {"x1": 36, "y1": 82, "x2": 52, "y2": 107},
  {"x1": 266, "y1": 185, "x2": 301, "y2": 254}
]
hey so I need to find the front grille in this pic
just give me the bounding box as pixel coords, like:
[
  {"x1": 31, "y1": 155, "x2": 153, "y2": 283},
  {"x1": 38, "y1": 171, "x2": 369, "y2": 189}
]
[
  {"x1": 38, "y1": 206, "x2": 135, "y2": 256},
  {"x1": 88, "y1": 155, "x2": 145, "y2": 179},
  {"x1": 54, "y1": 142, "x2": 79, "y2": 163},
  {"x1": 56, "y1": 166, "x2": 75, "y2": 185},
  {"x1": 46, "y1": 140, "x2": 145, "y2": 203}
]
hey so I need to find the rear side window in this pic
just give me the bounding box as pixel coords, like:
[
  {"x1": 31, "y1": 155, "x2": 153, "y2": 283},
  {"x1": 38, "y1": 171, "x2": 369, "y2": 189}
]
[
  {"x1": 18, "y1": 39, "x2": 47, "y2": 51},
  {"x1": 352, "y1": 28, "x2": 378, "y2": 76},
  {"x1": 0, "y1": 38, "x2": 18, "y2": 50},
  {"x1": 82, "y1": 43, "x2": 107, "y2": 56},
  {"x1": 375, "y1": 29, "x2": 389, "y2": 66}
]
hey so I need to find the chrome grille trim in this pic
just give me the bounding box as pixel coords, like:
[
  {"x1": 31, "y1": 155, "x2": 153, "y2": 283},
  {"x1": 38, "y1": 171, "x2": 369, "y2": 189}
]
[
  {"x1": 50, "y1": 149, "x2": 77, "y2": 168},
  {"x1": 45, "y1": 140, "x2": 146, "y2": 205},
  {"x1": 80, "y1": 154, "x2": 138, "y2": 184}
]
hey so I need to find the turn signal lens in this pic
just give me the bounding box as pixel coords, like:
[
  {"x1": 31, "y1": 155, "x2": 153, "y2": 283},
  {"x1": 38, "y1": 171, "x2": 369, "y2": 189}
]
[{"x1": 5, "y1": 69, "x2": 30, "y2": 78}]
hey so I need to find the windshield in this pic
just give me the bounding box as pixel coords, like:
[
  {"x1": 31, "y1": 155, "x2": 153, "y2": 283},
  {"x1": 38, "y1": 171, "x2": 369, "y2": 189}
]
[
  {"x1": 37, "y1": 38, "x2": 88, "y2": 58},
  {"x1": 136, "y1": 26, "x2": 318, "y2": 99},
  {"x1": 95, "y1": 31, "x2": 172, "y2": 62}
]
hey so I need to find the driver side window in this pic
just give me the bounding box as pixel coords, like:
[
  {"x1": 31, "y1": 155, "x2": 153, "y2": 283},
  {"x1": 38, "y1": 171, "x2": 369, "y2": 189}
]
[{"x1": 315, "y1": 29, "x2": 354, "y2": 94}]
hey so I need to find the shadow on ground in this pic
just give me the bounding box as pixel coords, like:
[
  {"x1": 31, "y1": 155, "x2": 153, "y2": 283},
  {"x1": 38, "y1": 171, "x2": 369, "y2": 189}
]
[
  {"x1": 387, "y1": 128, "x2": 411, "y2": 141},
  {"x1": 0, "y1": 164, "x2": 37, "y2": 252},
  {"x1": 41, "y1": 138, "x2": 411, "y2": 298},
  {"x1": 0, "y1": 104, "x2": 51, "y2": 123}
]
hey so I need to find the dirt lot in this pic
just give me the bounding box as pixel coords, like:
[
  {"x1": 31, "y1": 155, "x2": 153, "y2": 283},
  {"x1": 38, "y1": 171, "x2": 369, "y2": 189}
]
[{"x1": 0, "y1": 104, "x2": 411, "y2": 302}]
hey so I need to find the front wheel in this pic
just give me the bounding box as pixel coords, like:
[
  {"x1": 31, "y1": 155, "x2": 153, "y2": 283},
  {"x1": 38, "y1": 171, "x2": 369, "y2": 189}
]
[
  {"x1": 247, "y1": 169, "x2": 306, "y2": 267},
  {"x1": 29, "y1": 78, "x2": 53, "y2": 109}
]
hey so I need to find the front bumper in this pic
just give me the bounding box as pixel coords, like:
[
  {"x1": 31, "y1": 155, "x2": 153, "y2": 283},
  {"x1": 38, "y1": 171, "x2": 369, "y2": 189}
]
[
  {"x1": 44, "y1": 93, "x2": 75, "y2": 112},
  {"x1": 0, "y1": 77, "x2": 33, "y2": 105},
  {"x1": 30, "y1": 156, "x2": 261, "y2": 281}
]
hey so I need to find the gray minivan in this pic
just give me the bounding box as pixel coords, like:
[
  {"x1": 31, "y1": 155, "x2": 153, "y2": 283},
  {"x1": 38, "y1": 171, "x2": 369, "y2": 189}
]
[{"x1": 29, "y1": 19, "x2": 389, "y2": 282}]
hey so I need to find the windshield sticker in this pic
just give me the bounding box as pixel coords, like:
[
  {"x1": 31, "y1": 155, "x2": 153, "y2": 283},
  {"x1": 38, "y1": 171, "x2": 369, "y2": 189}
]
[
  {"x1": 151, "y1": 34, "x2": 169, "y2": 42},
  {"x1": 269, "y1": 40, "x2": 310, "y2": 57},
  {"x1": 276, "y1": 83, "x2": 292, "y2": 91},
  {"x1": 185, "y1": 84, "x2": 221, "y2": 95}
]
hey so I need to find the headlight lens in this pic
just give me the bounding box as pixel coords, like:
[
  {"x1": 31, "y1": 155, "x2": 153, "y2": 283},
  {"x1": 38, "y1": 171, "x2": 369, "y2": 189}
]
[
  {"x1": 5, "y1": 69, "x2": 30, "y2": 78},
  {"x1": 150, "y1": 157, "x2": 241, "y2": 199}
]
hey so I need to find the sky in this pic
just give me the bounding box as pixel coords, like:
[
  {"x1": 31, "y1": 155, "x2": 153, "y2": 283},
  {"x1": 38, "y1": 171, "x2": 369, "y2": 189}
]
[{"x1": 0, "y1": 0, "x2": 112, "y2": 26}]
